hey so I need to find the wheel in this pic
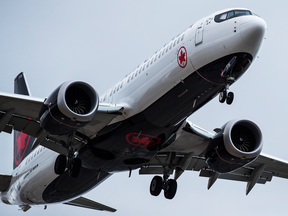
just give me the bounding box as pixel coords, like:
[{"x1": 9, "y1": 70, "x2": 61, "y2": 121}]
[
  {"x1": 164, "y1": 179, "x2": 177, "y2": 199},
  {"x1": 226, "y1": 92, "x2": 234, "y2": 105},
  {"x1": 69, "y1": 158, "x2": 82, "y2": 178},
  {"x1": 150, "y1": 176, "x2": 163, "y2": 196},
  {"x1": 54, "y1": 155, "x2": 66, "y2": 175},
  {"x1": 219, "y1": 91, "x2": 227, "y2": 103}
]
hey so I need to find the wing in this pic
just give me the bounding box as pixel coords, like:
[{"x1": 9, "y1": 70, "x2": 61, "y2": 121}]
[
  {"x1": 0, "y1": 92, "x2": 124, "y2": 154},
  {"x1": 64, "y1": 196, "x2": 116, "y2": 212},
  {"x1": 140, "y1": 120, "x2": 288, "y2": 194}
]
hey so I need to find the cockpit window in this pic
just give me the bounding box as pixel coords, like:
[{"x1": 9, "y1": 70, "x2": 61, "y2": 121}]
[{"x1": 215, "y1": 10, "x2": 252, "y2": 23}]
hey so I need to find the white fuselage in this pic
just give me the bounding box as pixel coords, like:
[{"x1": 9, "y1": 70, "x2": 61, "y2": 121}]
[{"x1": 1, "y1": 8, "x2": 266, "y2": 207}]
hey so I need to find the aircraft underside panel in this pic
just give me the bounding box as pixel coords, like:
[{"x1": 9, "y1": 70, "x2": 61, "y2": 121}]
[{"x1": 42, "y1": 52, "x2": 252, "y2": 203}]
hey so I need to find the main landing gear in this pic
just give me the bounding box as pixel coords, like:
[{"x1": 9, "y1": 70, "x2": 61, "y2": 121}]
[
  {"x1": 150, "y1": 176, "x2": 177, "y2": 199},
  {"x1": 54, "y1": 133, "x2": 82, "y2": 178},
  {"x1": 54, "y1": 149, "x2": 82, "y2": 178},
  {"x1": 150, "y1": 169, "x2": 177, "y2": 199}
]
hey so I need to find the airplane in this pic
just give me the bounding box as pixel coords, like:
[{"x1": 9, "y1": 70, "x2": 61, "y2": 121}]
[{"x1": 0, "y1": 7, "x2": 287, "y2": 212}]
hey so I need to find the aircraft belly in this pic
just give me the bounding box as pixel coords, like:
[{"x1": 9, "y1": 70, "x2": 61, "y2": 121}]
[{"x1": 78, "y1": 52, "x2": 252, "y2": 172}]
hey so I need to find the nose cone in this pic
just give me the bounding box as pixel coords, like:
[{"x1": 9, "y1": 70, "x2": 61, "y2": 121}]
[{"x1": 240, "y1": 17, "x2": 267, "y2": 47}]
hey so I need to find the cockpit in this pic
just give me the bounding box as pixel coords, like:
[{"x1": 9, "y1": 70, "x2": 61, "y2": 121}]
[{"x1": 214, "y1": 10, "x2": 255, "y2": 23}]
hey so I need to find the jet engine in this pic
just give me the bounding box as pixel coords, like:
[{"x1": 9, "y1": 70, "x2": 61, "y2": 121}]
[
  {"x1": 205, "y1": 119, "x2": 263, "y2": 173},
  {"x1": 39, "y1": 81, "x2": 99, "y2": 135}
]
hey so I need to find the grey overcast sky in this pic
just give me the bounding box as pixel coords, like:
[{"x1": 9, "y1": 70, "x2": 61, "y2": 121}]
[{"x1": 0, "y1": 1, "x2": 287, "y2": 215}]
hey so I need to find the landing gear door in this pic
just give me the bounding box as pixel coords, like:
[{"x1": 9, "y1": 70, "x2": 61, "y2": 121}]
[{"x1": 195, "y1": 19, "x2": 205, "y2": 46}]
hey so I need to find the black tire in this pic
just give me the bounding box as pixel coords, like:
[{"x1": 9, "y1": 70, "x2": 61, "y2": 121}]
[
  {"x1": 69, "y1": 158, "x2": 82, "y2": 178},
  {"x1": 219, "y1": 91, "x2": 227, "y2": 103},
  {"x1": 164, "y1": 179, "x2": 177, "y2": 199},
  {"x1": 226, "y1": 92, "x2": 234, "y2": 105},
  {"x1": 54, "y1": 155, "x2": 66, "y2": 175},
  {"x1": 150, "y1": 176, "x2": 162, "y2": 196}
]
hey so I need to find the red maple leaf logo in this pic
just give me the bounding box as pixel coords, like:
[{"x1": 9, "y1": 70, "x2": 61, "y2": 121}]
[
  {"x1": 177, "y1": 46, "x2": 187, "y2": 68},
  {"x1": 131, "y1": 136, "x2": 155, "y2": 146},
  {"x1": 14, "y1": 131, "x2": 31, "y2": 165},
  {"x1": 178, "y1": 50, "x2": 186, "y2": 65},
  {"x1": 126, "y1": 133, "x2": 161, "y2": 148}
]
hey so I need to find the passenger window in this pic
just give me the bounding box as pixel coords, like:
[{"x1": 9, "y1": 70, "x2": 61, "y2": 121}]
[
  {"x1": 146, "y1": 62, "x2": 149, "y2": 68},
  {"x1": 142, "y1": 66, "x2": 145, "y2": 71},
  {"x1": 127, "y1": 77, "x2": 130, "y2": 83},
  {"x1": 169, "y1": 43, "x2": 172, "y2": 50},
  {"x1": 131, "y1": 73, "x2": 134, "y2": 80},
  {"x1": 154, "y1": 56, "x2": 157, "y2": 62},
  {"x1": 173, "y1": 40, "x2": 176, "y2": 47},
  {"x1": 135, "y1": 71, "x2": 138, "y2": 77},
  {"x1": 117, "y1": 85, "x2": 120, "y2": 91},
  {"x1": 113, "y1": 88, "x2": 116, "y2": 94},
  {"x1": 120, "y1": 82, "x2": 123, "y2": 88},
  {"x1": 177, "y1": 37, "x2": 180, "y2": 44},
  {"x1": 181, "y1": 34, "x2": 185, "y2": 41}
]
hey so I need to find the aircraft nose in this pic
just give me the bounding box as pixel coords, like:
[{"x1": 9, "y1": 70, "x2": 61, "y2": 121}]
[{"x1": 240, "y1": 17, "x2": 267, "y2": 47}]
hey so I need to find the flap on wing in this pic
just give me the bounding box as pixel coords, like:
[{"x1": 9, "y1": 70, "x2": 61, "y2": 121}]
[
  {"x1": 64, "y1": 196, "x2": 116, "y2": 212},
  {"x1": 0, "y1": 174, "x2": 12, "y2": 192},
  {"x1": 199, "y1": 169, "x2": 268, "y2": 184}
]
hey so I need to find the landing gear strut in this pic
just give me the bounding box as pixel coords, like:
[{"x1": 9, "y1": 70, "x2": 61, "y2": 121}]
[
  {"x1": 54, "y1": 133, "x2": 82, "y2": 178},
  {"x1": 54, "y1": 152, "x2": 82, "y2": 178},
  {"x1": 219, "y1": 56, "x2": 237, "y2": 105}
]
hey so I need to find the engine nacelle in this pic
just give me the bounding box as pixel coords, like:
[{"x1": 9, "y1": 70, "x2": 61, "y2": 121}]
[
  {"x1": 39, "y1": 81, "x2": 99, "y2": 135},
  {"x1": 205, "y1": 119, "x2": 263, "y2": 173}
]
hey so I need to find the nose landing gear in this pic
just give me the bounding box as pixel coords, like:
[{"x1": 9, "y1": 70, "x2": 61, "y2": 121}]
[
  {"x1": 219, "y1": 56, "x2": 237, "y2": 105},
  {"x1": 219, "y1": 89, "x2": 234, "y2": 105}
]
